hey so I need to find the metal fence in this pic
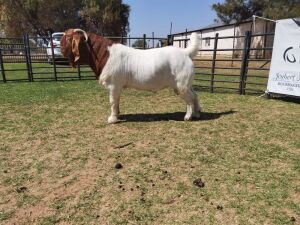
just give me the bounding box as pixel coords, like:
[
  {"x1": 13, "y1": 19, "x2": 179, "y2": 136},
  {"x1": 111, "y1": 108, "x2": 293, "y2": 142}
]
[
  {"x1": 0, "y1": 34, "x2": 168, "y2": 83},
  {"x1": 173, "y1": 31, "x2": 274, "y2": 94},
  {"x1": 0, "y1": 32, "x2": 274, "y2": 95}
]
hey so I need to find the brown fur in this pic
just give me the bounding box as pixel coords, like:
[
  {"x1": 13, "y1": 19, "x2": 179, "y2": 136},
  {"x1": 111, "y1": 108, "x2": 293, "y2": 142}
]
[{"x1": 61, "y1": 29, "x2": 113, "y2": 79}]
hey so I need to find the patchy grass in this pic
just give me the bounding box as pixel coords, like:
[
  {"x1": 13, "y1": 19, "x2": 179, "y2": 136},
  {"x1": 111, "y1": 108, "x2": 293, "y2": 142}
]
[{"x1": 0, "y1": 80, "x2": 299, "y2": 225}]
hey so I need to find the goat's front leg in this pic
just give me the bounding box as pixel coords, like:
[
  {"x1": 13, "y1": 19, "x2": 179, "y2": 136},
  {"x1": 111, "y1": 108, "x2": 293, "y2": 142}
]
[{"x1": 107, "y1": 87, "x2": 121, "y2": 124}]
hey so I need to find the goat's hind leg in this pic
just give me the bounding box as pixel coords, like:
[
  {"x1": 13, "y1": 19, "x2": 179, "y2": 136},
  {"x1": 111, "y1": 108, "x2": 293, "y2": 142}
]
[
  {"x1": 179, "y1": 89, "x2": 195, "y2": 121},
  {"x1": 179, "y1": 88, "x2": 202, "y2": 120},
  {"x1": 191, "y1": 88, "x2": 201, "y2": 119}
]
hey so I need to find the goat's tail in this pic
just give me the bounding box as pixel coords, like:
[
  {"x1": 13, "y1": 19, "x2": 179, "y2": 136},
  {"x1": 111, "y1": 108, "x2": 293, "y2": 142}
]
[{"x1": 184, "y1": 32, "x2": 199, "y2": 58}]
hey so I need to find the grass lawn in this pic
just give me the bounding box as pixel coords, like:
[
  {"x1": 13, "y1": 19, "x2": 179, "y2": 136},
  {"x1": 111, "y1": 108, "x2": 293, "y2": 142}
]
[
  {"x1": 1, "y1": 60, "x2": 269, "y2": 94},
  {"x1": 0, "y1": 80, "x2": 299, "y2": 225},
  {"x1": 1, "y1": 62, "x2": 95, "y2": 82}
]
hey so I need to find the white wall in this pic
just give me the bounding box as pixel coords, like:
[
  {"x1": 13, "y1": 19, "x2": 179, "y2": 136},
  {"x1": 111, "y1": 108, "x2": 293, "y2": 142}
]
[
  {"x1": 173, "y1": 25, "x2": 237, "y2": 57},
  {"x1": 173, "y1": 20, "x2": 274, "y2": 58},
  {"x1": 200, "y1": 25, "x2": 235, "y2": 57}
]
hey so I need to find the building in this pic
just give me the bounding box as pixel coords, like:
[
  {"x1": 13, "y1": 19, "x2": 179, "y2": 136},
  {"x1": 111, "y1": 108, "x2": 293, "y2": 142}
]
[{"x1": 172, "y1": 18, "x2": 275, "y2": 58}]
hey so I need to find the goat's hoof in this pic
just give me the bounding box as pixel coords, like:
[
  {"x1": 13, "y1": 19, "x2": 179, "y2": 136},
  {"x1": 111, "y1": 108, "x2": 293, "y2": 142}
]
[
  {"x1": 184, "y1": 115, "x2": 193, "y2": 121},
  {"x1": 108, "y1": 116, "x2": 118, "y2": 124}
]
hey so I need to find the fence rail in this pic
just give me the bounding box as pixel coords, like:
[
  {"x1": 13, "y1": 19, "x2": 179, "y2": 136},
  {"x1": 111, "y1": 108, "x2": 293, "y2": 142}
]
[
  {"x1": 0, "y1": 32, "x2": 274, "y2": 95},
  {"x1": 173, "y1": 31, "x2": 274, "y2": 94},
  {"x1": 0, "y1": 34, "x2": 168, "y2": 83}
]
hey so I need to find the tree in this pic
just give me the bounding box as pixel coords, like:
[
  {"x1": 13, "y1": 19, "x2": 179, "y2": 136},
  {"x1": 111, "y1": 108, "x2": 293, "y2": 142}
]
[
  {"x1": 132, "y1": 39, "x2": 146, "y2": 48},
  {"x1": 0, "y1": 0, "x2": 83, "y2": 36},
  {"x1": 0, "y1": 0, "x2": 130, "y2": 37},
  {"x1": 212, "y1": 0, "x2": 300, "y2": 24},
  {"x1": 263, "y1": 0, "x2": 300, "y2": 20},
  {"x1": 80, "y1": 0, "x2": 130, "y2": 36}
]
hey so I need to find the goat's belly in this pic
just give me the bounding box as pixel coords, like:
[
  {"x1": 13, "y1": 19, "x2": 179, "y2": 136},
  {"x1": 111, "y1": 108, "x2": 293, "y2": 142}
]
[
  {"x1": 127, "y1": 83, "x2": 167, "y2": 92},
  {"x1": 126, "y1": 75, "x2": 175, "y2": 91}
]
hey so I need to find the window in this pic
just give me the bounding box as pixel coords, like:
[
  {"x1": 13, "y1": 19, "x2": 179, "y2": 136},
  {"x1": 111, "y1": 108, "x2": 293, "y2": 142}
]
[
  {"x1": 204, "y1": 38, "x2": 210, "y2": 47},
  {"x1": 53, "y1": 34, "x2": 63, "y2": 41}
]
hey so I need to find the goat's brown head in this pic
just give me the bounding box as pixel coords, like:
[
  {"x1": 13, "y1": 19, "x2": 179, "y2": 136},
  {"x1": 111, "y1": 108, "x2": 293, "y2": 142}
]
[{"x1": 61, "y1": 29, "x2": 90, "y2": 67}]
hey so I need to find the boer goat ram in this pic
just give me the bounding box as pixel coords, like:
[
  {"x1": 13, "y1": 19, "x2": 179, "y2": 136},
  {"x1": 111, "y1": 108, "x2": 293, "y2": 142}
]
[{"x1": 61, "y1": 29, "x2": 201, "y2": 123}]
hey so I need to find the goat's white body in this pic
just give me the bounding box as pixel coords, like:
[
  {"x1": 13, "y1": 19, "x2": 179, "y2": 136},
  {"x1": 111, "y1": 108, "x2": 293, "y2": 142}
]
[
  {"x1": 98, "y1": 33, "x2": 201, "y2": 123},
  {"x1": 100, "y1": 45, "x2": 194, "y2": 92}
]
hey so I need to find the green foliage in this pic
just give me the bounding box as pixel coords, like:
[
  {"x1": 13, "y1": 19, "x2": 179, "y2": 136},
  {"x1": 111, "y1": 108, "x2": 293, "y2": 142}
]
[
  {"x1": 212, "y1": 0, "x2": 300, "y2": 24},
  {"x1": 159, "y1": 39, "x2": 168, "y2": 47},
  {"x1": 0, "y1": 0, "x2": 83, "y2": 36},
  {"x1": 132, "y1": 39, "x2": 146, "y2": 48},
  {"x1": 0, "y1": 0, "x2": 130, "y2": 37},
  {"x1": 81, "y1": 0, "x2": 130, "y2": 36},
  {"x1": 263, "y1": 0, "x2": 300, "y2": 20}
]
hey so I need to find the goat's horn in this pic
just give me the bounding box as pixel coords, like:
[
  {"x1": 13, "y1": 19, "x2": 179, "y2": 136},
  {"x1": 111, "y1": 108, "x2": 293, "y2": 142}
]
[{"x1": 73, "y1": 29, "x2": 88, "y2": 41}]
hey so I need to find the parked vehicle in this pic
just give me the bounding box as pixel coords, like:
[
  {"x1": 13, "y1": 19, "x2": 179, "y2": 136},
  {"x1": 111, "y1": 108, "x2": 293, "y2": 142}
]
[{"x1": 46, "y1": 32, "x2": 66, "y2": 63}]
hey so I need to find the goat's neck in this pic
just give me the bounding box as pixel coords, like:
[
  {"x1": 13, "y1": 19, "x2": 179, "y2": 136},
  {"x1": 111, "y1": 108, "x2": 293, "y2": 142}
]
[{"x1": 87, "y1": 34, "x2": 113, "y2": 79}]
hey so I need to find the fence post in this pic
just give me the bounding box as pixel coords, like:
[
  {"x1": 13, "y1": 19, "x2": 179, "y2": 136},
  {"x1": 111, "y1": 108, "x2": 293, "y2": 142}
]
[
  {"x1": 211, "y1": 33, "x2": 219, "y2": 93},
  {"x1": 23, "y1": 34, "x2": 33, "y2": 82},
  {"x1": 143, "y1": 34, "x2": 146, "y2": 49},
  {"x1": 0, "y1": 49, "x2": 6, "y2": 83},
  {"x1": 184, "y1": 29, "x2": 188, "y2": 48},
  {"x1": 239, "y1": 31, "x2": 252, "y2": 95},
  {"x1": 26, "y1": 34, "x2": 34, "y2": 82},
  {"x1": 167, "y1": 35, "x2": 174, "y2": 46},
  {"x1": 77, "y1": 64, "x2": 81, "y2": 80},
  {"x1": 152, "y1": 32, "x2": 154, "y2": 48},
  {"x1": 49, "y1": 33, "x2": 58, "y2": 81}
]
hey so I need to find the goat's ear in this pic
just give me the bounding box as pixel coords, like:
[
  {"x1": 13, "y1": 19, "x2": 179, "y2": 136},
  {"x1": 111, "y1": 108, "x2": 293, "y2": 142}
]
[{"x1": 71, "y1": 33, "x2": 82, "y2": 63}]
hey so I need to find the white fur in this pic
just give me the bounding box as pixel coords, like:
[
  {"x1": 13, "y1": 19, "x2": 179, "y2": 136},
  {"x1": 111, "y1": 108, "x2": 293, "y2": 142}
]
[{"x1": 99, "y1": 32, "x2": 201, "y2": 123}]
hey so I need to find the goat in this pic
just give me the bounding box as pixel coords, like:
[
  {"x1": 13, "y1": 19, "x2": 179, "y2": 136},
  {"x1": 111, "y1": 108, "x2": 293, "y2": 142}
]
[{"x1": 61, "y1": 29, "x2": 201, "y2": 123}]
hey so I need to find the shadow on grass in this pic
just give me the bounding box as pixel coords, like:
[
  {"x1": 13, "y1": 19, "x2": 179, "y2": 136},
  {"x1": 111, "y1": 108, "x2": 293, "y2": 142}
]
[
  {"x1": 269, "y1": 96, "x2": 300, "y2": 104},
  {"x1": 193, "y1": 85, "x2": 265, "y2": 96},
  {"x1": 119, "y1": 110, "x2": 236, "y2": 122}
]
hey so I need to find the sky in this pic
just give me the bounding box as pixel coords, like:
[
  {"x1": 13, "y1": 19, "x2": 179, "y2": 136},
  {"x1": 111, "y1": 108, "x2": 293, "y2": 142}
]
[{"x1": 123, "y1": 0, "x2": 224, "y2": 38}]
